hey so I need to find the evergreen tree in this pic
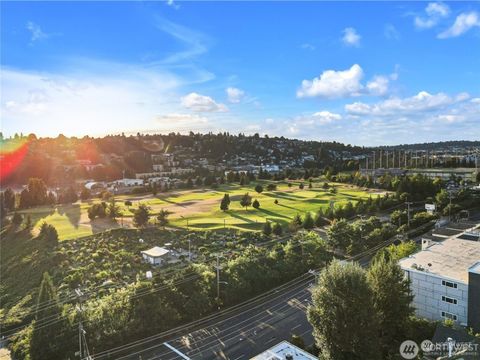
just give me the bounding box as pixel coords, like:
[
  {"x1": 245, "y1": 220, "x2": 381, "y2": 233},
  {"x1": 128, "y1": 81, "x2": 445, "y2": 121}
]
[
  {"x1": 80, "y1": 188, "x2": 91, "y2": 201},
  {"x1": 157, "y1": 209, "x2": 171, "y2": 227},
  {"x1": 220, "y1": 194, "x2": 230, "y2": 211},
  {"x1": 272, "y1": 222, "x2": 283, "y2": 236},
  {"x1": 367, "y1": 255, "x2": 414, "y2": 357},
  {"x1": 303, "y1": 212, "x2": 314, "y2": 229},
  {"x1": 255, "y1": 184, "x2": 264, "y2": 193},
  {"x1": 133, "y1": 204, "x2": 151, "y2": 227},
  {"x1": 263, "y1": 221, "x2": 272, "y2": 236},
  {"x1": 12, "y1": 212, "x2": 23, "y2": 226},
  {"x1": 252, "y1": 199, "x2": 260, "y2": 209},
  {"x1": 240, "y1": 193, "x2": 252, "y2": 210},
  {"x1": 3, "y1": 188, "x2": 15, "y2": 211},
  {"x1": 308, "y1": 261, "x2": 381, "y2": 360},
  {"x1": 107, "y1": 198, "x2": 122, "y2": 220},
  {"x1": 30, "y1": 273, "x2": 70, "y2": 360},
  {"x1": 24, "y1": 214, "x2": 32, "y2": 230}
]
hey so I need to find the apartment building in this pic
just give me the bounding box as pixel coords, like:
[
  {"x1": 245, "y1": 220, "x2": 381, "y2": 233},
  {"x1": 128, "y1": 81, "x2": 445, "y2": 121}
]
[{"x1": 399, "y1": 232, "x2": 480, "y2": 331}]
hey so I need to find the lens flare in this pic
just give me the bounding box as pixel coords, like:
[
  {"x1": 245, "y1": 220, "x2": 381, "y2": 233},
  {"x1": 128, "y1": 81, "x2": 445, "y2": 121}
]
[{"x1": 0, "y1": 139, "x2": 29, "y2": 182}]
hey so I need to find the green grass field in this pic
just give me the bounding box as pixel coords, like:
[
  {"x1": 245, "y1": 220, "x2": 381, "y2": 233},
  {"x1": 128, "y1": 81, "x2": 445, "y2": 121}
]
[{"x1": 17, "y1": 180, "x2": 383, "y2": 240}]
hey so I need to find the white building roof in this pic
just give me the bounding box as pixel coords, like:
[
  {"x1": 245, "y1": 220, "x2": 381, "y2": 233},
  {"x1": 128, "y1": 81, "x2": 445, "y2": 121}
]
[
  {"x1": 250, "y1": 341, "x2": 318, "y2": 360},
  {"x1": 399, "y1": 238, "x2": 480, "y2": 283},
  {"x1": 141, "y1": 246, "x2": 170, "y2": 258}
]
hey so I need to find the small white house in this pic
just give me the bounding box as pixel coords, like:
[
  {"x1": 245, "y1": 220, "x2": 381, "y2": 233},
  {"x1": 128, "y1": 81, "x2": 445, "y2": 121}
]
[{"x1": 141, "y1": 246, "x2": 170, "y2": 266}]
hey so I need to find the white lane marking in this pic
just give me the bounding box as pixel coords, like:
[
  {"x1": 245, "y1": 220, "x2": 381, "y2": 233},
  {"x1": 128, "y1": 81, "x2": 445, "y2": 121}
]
[
  {"x1": 163, "y1": 342, "x2": 191, "y2": 360},
  {"x1": 291, "y1": 324, "x2": 302, "y2": 331}
]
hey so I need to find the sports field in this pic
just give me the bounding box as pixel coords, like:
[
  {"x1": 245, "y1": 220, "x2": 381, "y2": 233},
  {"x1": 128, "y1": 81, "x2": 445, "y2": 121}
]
[{"x1": 18, "y1": 180, "x2": 384, "y2": 240}]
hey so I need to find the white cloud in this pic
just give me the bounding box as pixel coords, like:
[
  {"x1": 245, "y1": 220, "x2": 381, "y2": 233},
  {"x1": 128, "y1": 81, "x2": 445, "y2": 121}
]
[
  {"x1": 297, "y1": 64, "x2": 396, "y2": 99},
  {"x1": 157, "y1": 113, "x2": 207, "y2": 124},
  {"x1": 166, "y1": 0, "x2": 180, "y2": 9},
  {"x1": 1, "y1": 62, "x2": 186, "y2": 137},
  {"x1": 26, "y1": 21, "x2": 48, "y2": 43},
  {"x1": 366, "y1": 76, "x2": 390, "y2": 96},
  {"x1": 415, "y1": 2, "x2": 450, "y2": 29},
  {"x1": 154, "y1": 17, "x2": 210, "y2": 64},
  {"x1": 345, "y1": 91, "x2": 469, "y2": 116},
  {"x1": 438, "y1": 12, "x2": 480, "y2": 38},
  {"x1": 226, "y1": 87, "x2": 245, "y2": 103},
  {"x1": 181, "y1": 92, "x2": 228, "y2": 112},
  {"x1": 297, "y1": 64, "x2": 364, "y2": 98},
  {"x1": 342, "y1": 27, "x2": 361, "y2": 47},
  {"x1": 311, "y1": 111, "x2": 342, "y2": 124}
]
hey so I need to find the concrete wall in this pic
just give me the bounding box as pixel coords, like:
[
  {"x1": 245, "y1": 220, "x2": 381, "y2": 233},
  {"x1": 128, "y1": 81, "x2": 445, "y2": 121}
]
[{"x1": 406, "y1": 270, "x2": 469, "y2": 326}]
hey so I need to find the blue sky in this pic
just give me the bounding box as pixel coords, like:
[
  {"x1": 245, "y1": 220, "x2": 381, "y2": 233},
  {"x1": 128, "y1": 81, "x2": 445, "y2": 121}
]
[{"x1": 1, "y1": 1, "x2": 479, "y2": 145}]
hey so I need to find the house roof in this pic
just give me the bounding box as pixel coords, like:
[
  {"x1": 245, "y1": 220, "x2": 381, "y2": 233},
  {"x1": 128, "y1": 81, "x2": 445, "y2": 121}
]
[
  {"x1": 250, "y1": 341, "x2": 318, "y2": 360},
  {"x1": 141, "y1": 246, "x2": 170, "y2": 258}
]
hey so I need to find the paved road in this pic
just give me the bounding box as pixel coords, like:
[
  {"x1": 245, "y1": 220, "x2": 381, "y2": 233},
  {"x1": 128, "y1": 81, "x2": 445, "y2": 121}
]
[{"x1": 114, "y1": 276, "x2": 315, "y2": 360}]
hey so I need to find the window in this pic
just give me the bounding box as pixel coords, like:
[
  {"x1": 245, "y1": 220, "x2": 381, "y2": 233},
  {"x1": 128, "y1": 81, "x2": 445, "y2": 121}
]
[
  {"x1": 442, "y1": 296, "x2": 457, "y2": 305},
  {"x1": 441, "y1": 311, "x2": 457, "y2": 321},
  {"x1": 442, "y1": 280, "x2": 457, "y2": 289}
]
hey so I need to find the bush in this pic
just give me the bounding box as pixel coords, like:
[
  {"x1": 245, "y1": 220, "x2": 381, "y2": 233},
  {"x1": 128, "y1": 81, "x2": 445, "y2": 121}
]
[{"x1": 272, "y1": 223, "x2": 283, "y2": 236}]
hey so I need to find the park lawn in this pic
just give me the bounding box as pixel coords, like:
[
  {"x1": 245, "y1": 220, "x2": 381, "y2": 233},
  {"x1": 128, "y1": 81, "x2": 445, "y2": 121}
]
[{"x1": 16, "y1": 180, "x2": 377, "y2": 238}]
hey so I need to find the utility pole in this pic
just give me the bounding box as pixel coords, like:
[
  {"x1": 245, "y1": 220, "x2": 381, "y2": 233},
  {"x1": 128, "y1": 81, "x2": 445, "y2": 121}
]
[
  {"x1": 188, "y1": 238, "x2": 192, "y2": 261},
  {"x1": 75, "y1": 289, "x2": 91, "y2": 360},
  {"x1": 215, "y1": 254, "x2": 222, "y2": 309}
]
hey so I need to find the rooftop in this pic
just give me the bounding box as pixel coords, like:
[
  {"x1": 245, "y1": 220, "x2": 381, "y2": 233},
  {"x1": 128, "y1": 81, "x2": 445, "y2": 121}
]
[
  {"x1": 250, "y1": 341, "x2": 318, "y2": 360},
  {"x1": 141, "y1": 246, "x2": 170, "y2": 258},
  {"x1": 399, "y1": 238, "x2": 480, "y2": 283}
]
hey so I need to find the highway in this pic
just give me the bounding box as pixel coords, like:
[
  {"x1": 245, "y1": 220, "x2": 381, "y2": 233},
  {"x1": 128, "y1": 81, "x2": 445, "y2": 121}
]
[
  {"x1": 95, "y1": 274, "x2": 316, "y2": 360},
  {"x1": 93, "y1": 220, "x2": 436, "y2": 360}
]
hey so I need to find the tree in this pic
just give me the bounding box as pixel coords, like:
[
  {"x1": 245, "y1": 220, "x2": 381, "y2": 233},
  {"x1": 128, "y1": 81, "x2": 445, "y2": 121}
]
[
  {"x1": 272, "y1": 223, "x2": 283, "y2": 236},
  {"x1": 88, "y1": 203, "x2": 107, "y2": 220},
  {"x1": 80, "y1": 188, "x2": 91, "y2": 201},
  {"x1": 107, "y1": 199, "x2": 122, "y2": 220},
  {"x1": 254, "y1": 184, "x2": 263, "y2": 194},
  {"x1": 303, "y1": 212, "x2": 314, "y2": 229},
  {"x1": 157, "y1": 209, "x2": 171, "y2": 227},
  {"x1": 152, "y1": 182, "x2": 158, "y2": 196},
  {"x1": 289, "y1": 213, "x2": 303, "y2": 232},
  {"x1": 477, "y1": 171, "x2": 480, "y2": 183},
  {"x1": 24, "y1": 215, "x2": 32, "y2": 230},
  {"x1": 240, "y1": 193, "x2": 252, "y2": 210},
  {"x1": 39, "y1": 223, "x2": 59, "y2": 244},
  {"x1": 314, "y1": 210, "x2": 329, "y2": 227},
  {"x1": 133, "y1": 204, "x2": 151, "y2": 227},
  {"x1": 252, "y1": 199, "x2": 260, "y2": 209},
  {"x1": 30, "y1": 272, "x2": 70, "y2": 360},
  {"x1": 220, "y1": 194, "x2": 230, "y2": 211},
  {"x1": 266, "y1": 183, "x2": 277, "y2": 191},
  {"x1": 307, "y1": 261, "x2": 381, "y2": 360},
  {"x1": 263, "y1": 221, "x2": 272, "y2": 236},
  {"x1": 291, "y1": 334, "x2": 305, "y2": 349},
  {"x1": 124, "y1": 200, "x2": 132, "y2": 208},
  {"x1": 299, "y1": 182, "x2": 305, "y2": 189},
  {"x1": 326, "y1": 218, "x2": 354, "y2": 253},
  {"x1": 12, "y1": 212, "x2": 23, "y2": 227},
  {"x1": 3, "y1": 188, "x2": 15, "y2": 211},
  {"x1": 367, "y1": 255, "x2": 414, "y2": 357}
]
